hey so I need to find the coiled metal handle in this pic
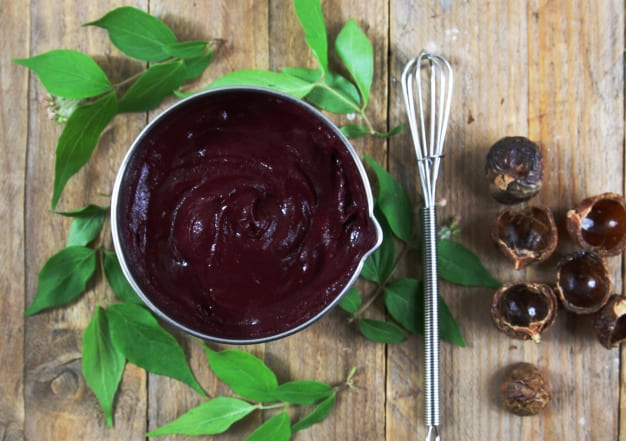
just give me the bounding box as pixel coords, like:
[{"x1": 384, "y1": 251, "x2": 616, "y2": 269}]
[{"x1": 423, "y1": 206, "x2": 440, "y2": 440}]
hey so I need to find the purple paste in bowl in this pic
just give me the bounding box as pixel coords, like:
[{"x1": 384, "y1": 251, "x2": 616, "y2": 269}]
[{"x1": 111, "y1": 87, "x2": 381, "y2": 344}]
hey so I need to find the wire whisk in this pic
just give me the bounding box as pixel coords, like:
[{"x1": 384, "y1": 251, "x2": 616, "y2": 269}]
[{"x1": 401, "y1": 52, "x2": 453, "y2": 441}]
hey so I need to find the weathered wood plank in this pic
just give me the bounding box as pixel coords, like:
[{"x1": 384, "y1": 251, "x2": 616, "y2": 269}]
[
  {"x1": 0, "y1": 1, "x2": 29, "y2": 440},
  {"x1": 266, "y1": 1, "x2": 389, "y2": 440},
  {"x1": 143, "y1": 2, "x2": 272, "y2": 441},
  {"x1": 388, "y1": 0, "x2": 623, "y2": 440},
  {"x1": 387, "y1": 0, "x2": 532, "y2": 438},
  {"x1": 23, "y1": 2, "x2": 148, "y2": 439},
  {"x1": 526, "y1": 2, "x2": 623, "y2": 441}
]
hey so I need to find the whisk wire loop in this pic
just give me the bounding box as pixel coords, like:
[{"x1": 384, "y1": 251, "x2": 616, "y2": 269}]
[{"x1": 401, "y1": 53, "x2": 453, "y2": 207}]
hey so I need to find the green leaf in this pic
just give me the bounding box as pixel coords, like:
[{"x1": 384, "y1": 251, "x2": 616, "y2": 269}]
[
  {"x1": 103, "y1": 251, "x2": 143, "y2": 305},
  {"x1": 146, "y1": 397, "x2": 255, "y2": 436},
  {"x1": 283, "y1": 67, "x2": 361, "y2": 114},
  {"x1": 273, "y1": 381, "x2": 333, "y2": 405},
  {"x1": 245, "y1": 412, "x2": 291, "y2": 441},
  {"x1": 338, "y1": 286, "x2": 361, "y2": 314},
  {"x1": 280, "y1": 66, "x2": 322, "y2": 83},
  {"x1": 85, "y1": 6, "x2": 177, "y2": 62},
  {"x1": 58, "y1": 204, "x2": 108, "y2": 247},
  {"x1": 204, "y1": 347, "x2": 278, "y2": 402},
  {"x1": 364, "y1": 155, "x2": 414, "y2": 242},
  {"x1": 384, "y1": 278, "x2": 422, "y2": 334},
  {"x1": 439, "y1": 296, "x2": 466, "y2": 347},
  {"x1": 340, "y1": 124, "x2": 370, "y2": 139},
  {"x1": 384, "y1": 278, "x2": 466, "y2": 346},
  {"x1": 51, "y1": 92, "x2": 118, "y2": 209},
  {"x1": 164, "y1": 40, "x2": 208, "y2": 59},
  {"x1": 360, "y1": 209, "x2": 395, "y2": 283},
  {"x1": 182, "y1": 53, "x2": 213, "y2": 81},
  {"x1": 14, "y1": 50, "x2": 112, "y2": 99},
  {"x1": 57, "y1": 204, "x2": 108, "y2": 218},
  {"x1": 293, "y1": 0, "x2": 328, "y2": 72},
  {"x1": 66, "y1": 212, "x2": 106, "y2": 247},
  {"x1": 376, "y1": 123, "x2": 404, "y2": 138},
  {"x1": 82, "y1": 307, "x2": 125, "y2": 427},
  {"x1": 208, "y1": 70, "x2": 315, "y2": 98},
  {"x1": 307, "y1": 75, "x2": 360, "y2": 114},
  {"x1": 107, "y1": 303, "x2": 205, "y2": 396},
  {"x1": 335, "y1": 19, "x2": 373, "y2": 107},
  {"x1": 438, "y1": 239, "x2": 501, "y2": 289},
  {"x1": 358, "y1": 318, "x2": 406, "y2": 343},
  {"x1": 292, "y1": 392, "x2": 336, "y2": 432},
  {"x1": 118, "y1": 61, "x2": 187, "y2": 113},
  {"x1": 25, "y1": 246, "x2": 96, "y2": 315}
]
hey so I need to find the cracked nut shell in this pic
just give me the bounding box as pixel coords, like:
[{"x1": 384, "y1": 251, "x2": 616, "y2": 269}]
[
  {"x1": 555, "y1": 251, "x2": 611, "y2": 314},
  {"x1": 566, "y1": 192, "x2": 626, "y2": 257},
  {"x1": 593, "y1": 295, "x2": 626, "y2": 349},
  {"x1": 491, "y1": 205, "x2": 557, "y2": 270},
  {"x1": 486, "y1": 136, "x2": 543, "y2": 204},
  {"x1": 500, "y1": 362, "x2": 552, "y2": 416},
  {"x1": 490, "y1": 282, "x2": 558, "y2": 342}
]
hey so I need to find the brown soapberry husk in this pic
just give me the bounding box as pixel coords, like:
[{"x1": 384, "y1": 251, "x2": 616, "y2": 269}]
[
  {"x1": 490, "y1": 205, "x2": 557, "y2": 270},
  {"x1": 555, "y1": 251, "x2": 611, "y2": 314},
  {"x1": 500, "y1": 362, "x2": 552, "y2": 416},
  {"x1": 566, "y1": 192, "x2": 626, "y2": 257},
  {"x1": 490, "y1": 282, "x2": 557, "y2": 342},
  {"x1": 485, "y1": 136, "x2": 543, "y2": 204},
  {"x1": 593, "y1": 294, "x2": 626, "y2": 349}
]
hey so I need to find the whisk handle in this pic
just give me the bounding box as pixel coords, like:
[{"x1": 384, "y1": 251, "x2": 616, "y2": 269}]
[{"x1": 422, "y1": 206, "x2": 440, "y2": 437}]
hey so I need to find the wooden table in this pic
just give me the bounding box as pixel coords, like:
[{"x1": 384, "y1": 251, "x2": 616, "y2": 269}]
[{"x1": 2, "y1": 1, "x2": 624, "y2": 440}]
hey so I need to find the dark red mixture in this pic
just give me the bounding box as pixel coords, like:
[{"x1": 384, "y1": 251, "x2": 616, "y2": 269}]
[{"x1": 115, "y1": 89, "x2": 379, "y2": 340}]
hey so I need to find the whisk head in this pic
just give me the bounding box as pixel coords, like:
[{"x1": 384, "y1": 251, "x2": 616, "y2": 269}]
[{"x1": 401, "y1": 52, "x2": 453, "y2": 207}]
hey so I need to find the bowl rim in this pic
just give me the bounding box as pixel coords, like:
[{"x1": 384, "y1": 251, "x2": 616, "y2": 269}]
[{"x1": 110, "y1": 86, "x2": 382, "y2": 344}]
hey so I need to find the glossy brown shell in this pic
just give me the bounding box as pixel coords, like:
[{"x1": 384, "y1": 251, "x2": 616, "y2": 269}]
[
  {"x1": 499, "y1": 362, "x2": 552, "y2": 416},
  {"x1": 486, "y1": 136, "x2": 543, "y2": 204},
  {"x1": 566, "y1": 192, "x2": 626, "y2": 257},
  {"x1": 555, "y1": 251, "x2": 611, "y2": 314},
  {"x1": 490, "y1": 282, "x2": 558, "y2": 342},
  {"x1": 593, "y1": 294, "x2": 626, "y2": 349},
  {"x1": 490, "y1": 205, "x2": 558, "y2": 270}
]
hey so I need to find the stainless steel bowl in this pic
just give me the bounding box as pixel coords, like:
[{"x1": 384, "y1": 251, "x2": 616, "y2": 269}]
[{"x1": 111, "y1": 87, "x2": 382, "y2": 344}]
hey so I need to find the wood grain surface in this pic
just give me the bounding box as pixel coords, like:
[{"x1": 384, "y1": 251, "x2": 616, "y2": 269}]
[{"x1": 1, "y1": 1, "x2": 624, "y2": 440}]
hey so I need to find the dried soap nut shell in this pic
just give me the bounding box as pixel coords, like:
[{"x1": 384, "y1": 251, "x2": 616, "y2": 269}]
[
  {"x1": 490, "y1": 282, "x2": 558, "y2": 342},
  {"x1": 490, "y1": 205, "x2": 558, "y2": 270},
  {"x1": 566, "y1": 192, "x2": 626, "y2": 257},
  {"x1": 485, "y1": 136, "x2": 543, "y2": 204},
  {"x1": 555, "y1": 251, "x2": 611, "y2": 314},
  {"x1": 593, "y1": 294, "x2": 626, "y2": 349},
  {"x1": 500, "y1": 362, "x2": 552, "y2": 416}
]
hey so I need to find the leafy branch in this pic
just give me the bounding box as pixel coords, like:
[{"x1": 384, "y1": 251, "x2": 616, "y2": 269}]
[
  {"x1": 15, "y1": 5, "x2": 218, "y2": 429},
  {"x1": 182, "y1": 0, "x2": 401, "y2": 139},
  {"x1": 14, "y1": 6, "x2": 215, "y2": 210},
  {"x1": 338, "y1": 156, "x2": 502, "y2": 346},
  {"x1": 147, "y1": 348, "x2": 356, "y2": 440}
]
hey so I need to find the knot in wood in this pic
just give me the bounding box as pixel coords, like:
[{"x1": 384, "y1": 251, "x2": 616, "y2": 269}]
[{"x1": 50, "y1": 368, "x2": 80, "y2": 397}]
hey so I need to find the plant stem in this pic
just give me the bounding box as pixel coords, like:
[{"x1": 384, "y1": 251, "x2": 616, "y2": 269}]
[
  {"x1": 111, "y1": 54, "x2": 181, "y2": 91},
  {"x1": 112, "y1": 71, "x2": 146, "y2": 90},
  {"x1": 95, "y1": 246, "x2": 109, "y2": 306},
  {"x1": 333, "y1": 366, "x2": 360, "y2": 395},
  {"x1": 348, "y1": 241, "x2": 410, "y2": 323},
  {"x1": 258, "y1": 401, "x2": 290, "y2": 411},
  {"x1": 314, "y1": 81, "x2": 376, "y2": 134}
]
